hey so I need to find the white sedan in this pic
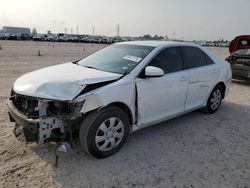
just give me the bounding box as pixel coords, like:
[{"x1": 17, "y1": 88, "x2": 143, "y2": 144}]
[{"x1": 8, "y1": 41, "x2": 232, "y2": 158}]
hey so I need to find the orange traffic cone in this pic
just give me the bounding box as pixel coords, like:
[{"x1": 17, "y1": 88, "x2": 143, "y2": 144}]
[
  {"x1": 0, "y1": 44, "x2": 2, "y2": 50},
  {"x1": 38, "y1": 50, "x2": 41, "y2": 56}
]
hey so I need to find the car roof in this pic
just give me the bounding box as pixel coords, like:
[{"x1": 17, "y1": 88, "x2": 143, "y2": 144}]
[
  {"x1": 118, "y1": 40, "x2": 198, "y2": 48},
  {"x1": 119, "y1": 40, "x2": 222, "y2": 63}
]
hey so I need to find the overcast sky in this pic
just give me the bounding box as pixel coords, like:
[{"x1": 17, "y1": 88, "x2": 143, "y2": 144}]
[{"x1": 0, "y1": 0, "x2": 249, "y2": 40}]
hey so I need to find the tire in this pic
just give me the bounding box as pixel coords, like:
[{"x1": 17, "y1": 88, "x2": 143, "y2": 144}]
[
  {"x1": 202, "y1": 85, "x2": 223, "y2": 114},
  {"x1": 79, "y1": 106, "x2": 129, "y2": 158}
]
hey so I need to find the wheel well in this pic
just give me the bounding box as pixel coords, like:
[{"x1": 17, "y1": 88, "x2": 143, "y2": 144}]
[
  {"x1": 107, "y1": 102, "x2": 133, "y2": 126},
  {"x1": 216, "y1": 82, "x2": 226, "y2": 99}
]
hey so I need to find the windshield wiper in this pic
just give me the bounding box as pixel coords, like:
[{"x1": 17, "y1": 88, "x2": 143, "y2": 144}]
[
  {"x1": 72, "y1": 60, "x2": 79, "y2": 65},
  {"x1": 119, "y1": 69, "x2": 128, "y2": 79},
  {"x1": 83, "y1": 65, "x2": 98, "y2": 70}
]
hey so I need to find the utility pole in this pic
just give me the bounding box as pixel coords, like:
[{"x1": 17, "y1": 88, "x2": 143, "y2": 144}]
[
  {"x1": 92, "y1": 26, "x2": 95, "y2": 35},
  {"x1": 64, "y1": 28, "x2": 67, "y2": 34},
  {"x1": 71, "y1": 28, "x2": 73, "y2": 35},
  {"x1": 172, "y1": 32, "x2": 175, "y2": 39},
  {"x1": 76, "y1": 26, "x2": 79, "y2": 35},
  {"x1": 117, "y1": 24, "x2": 120, "y2": 37}
]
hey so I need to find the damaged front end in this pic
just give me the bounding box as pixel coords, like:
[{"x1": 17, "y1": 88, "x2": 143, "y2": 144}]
[{"x1": 8, "y1": 89, "x2": 84, "y2": 144}]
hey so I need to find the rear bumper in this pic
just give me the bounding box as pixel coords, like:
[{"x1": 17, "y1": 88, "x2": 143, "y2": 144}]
[
  {"x1": 224, "y1": 78, "x2": 231, "y2": 97},
  {"x1": 231, "y1": 64, "x2": 250, "y2": 79}
]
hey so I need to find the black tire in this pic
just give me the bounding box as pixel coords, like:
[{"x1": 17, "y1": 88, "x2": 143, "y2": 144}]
[
  {"x1": 79, "y1": 106, "x2": 129, "y2": 158},
  {"x1": 202, "y1": 85, "x2": 223, "y2": 114}
]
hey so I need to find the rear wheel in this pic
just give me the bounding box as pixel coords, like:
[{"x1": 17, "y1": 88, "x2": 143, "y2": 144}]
[
  {"x1": 202, "y1": 85, "x2": 223, "y2": 114},
  {"x1": 79, "y1": 106, "x2": 129, "y2": 158}
]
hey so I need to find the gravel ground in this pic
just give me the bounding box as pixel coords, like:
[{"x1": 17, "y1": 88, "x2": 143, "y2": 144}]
[{"x1": 0, "y1": 41, "x2": 249, "y2": 188}]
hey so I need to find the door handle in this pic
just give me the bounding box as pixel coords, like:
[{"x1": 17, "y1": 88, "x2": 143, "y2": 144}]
[
  {"x1": 179, "y1": 76, "x2": 188, "y2": 81},
  {"x1": 200, "y1": 83, "x2": 209, "y2": 87},
  {"x1": 211, "y1": 69, "x2": 218, "y2": 74}
]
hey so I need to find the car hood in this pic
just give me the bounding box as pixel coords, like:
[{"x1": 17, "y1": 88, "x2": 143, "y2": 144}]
[{"x1": 13, "y1": 62, "x2": 121, "y2": 100}]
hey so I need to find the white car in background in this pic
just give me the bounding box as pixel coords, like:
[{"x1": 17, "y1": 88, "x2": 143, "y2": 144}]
[{"x1": 8, "y1": 41, "x2": 232, "y2": 158}]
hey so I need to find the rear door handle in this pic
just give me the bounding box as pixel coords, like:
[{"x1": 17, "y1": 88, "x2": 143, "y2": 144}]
[{"x1": 200, "y1": 83, "x2": 209, "y2": 87}]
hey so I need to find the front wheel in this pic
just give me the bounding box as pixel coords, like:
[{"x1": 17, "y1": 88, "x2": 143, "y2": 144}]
[
  {"x1": 202, "y1": 85, "x2": 223, "y2": 114},
  {"x1": 79, "y1": 106, "x2": 129, "y2": 158}
]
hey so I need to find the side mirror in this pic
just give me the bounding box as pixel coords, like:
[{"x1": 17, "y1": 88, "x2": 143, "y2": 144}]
[{"x1": 145, "y1": 66, "x2": 164, "y2": 77}]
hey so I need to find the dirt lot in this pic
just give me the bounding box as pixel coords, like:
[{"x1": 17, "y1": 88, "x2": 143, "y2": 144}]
[{"x1": 0, "y1": 41, "x2": 250, "y2": 188}]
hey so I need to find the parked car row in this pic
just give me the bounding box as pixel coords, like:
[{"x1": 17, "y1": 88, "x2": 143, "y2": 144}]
[
  {"x1": 194, "y1": 40, "x2": 230, "y2": 47},
  {"x1": 0, "y1": 33, "x2": 32, "y2": 40},
  {"x1": 0, "y1": 33, "x2": 124, "y2": 44}
]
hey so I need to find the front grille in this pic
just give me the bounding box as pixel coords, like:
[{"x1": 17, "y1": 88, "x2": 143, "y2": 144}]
[{"x1": 11, "y1": 90, "x2": 39, "y2": 118}]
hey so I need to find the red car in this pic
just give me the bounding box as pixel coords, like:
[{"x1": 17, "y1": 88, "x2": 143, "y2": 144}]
[{"x1": 226, "y1": 35, "x2": 250, "y2": 80}]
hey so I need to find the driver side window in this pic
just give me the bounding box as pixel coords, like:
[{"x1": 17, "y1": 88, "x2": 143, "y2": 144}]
[{"x1": 148, "y1": 47, "x2": 184, "y2": 74}]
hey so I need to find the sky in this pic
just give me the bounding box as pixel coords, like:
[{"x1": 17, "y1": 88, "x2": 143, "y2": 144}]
[{"x1": 0, "y1": 0, "x2": 249, "y2": 41}]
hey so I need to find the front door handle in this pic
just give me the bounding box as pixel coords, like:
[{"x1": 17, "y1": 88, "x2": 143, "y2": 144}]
[
  {"x1": 211, "y1": 69, "x2": 218, "y2": 74},
  {"x1": 179, "y1": 76, "x2": 188, "y2": 81}
]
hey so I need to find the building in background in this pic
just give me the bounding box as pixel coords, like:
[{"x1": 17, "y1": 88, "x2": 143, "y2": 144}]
[{"x1": 2, "y1": 26, "x2": 31, "y2": 35}]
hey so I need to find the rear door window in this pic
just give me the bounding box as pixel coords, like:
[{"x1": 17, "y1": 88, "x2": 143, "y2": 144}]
[
  {"x1": 182, "y1": 47, "x2": 207, "y2": 69},
  {"x1": 148, "y1": 47, "x2": 184, "y2": 74},
  {"x1": 204, "y1": 54, "x2": 214, "y2": 65}
]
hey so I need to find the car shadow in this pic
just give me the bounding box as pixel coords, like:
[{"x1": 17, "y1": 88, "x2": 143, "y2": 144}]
[{"x1": 32, "y1": 101, "x2": 250, "y2": 187}]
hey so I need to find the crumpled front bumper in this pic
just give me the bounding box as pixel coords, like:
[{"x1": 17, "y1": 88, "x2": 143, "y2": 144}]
[
  {"x1": 7, "y1": 99, "x2": 65, "y2": 144},
  {"x1": 8, "y1": 99, "x2": 39, "y2": 142}
]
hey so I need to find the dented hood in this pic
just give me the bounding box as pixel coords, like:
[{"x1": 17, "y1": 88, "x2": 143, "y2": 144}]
[{"x1": 13, "y1": 63, "x2": 121, "y2": 100}]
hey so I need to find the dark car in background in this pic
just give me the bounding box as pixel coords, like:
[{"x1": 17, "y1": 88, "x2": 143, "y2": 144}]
[{"x1": 226, "y1": 35, "x2": 250, "y2": 80}]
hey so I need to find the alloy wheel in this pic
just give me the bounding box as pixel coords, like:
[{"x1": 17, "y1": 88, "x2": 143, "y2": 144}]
[{"x1": 210, "y1": 89, "x2": 222, "y2": 110}]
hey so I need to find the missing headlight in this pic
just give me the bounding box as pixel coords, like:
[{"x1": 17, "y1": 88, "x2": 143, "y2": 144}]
[
  {"x1": 49, "y1": 101, "x2": 69, "y2": 115},
  {"x1": 48, "y1": 100, "x2": 85, "y2": 115},
  {"x1": 70, "y1": 100, "x2": 85, "y2": 112}
]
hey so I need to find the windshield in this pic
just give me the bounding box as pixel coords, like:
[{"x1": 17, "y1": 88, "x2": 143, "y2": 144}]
[
  {"x1": 78, "y1": 44, "x2": 155, "y2": 74},
  {"x1": 233, "y1": 49, "x2": 250, "y2": 56}
]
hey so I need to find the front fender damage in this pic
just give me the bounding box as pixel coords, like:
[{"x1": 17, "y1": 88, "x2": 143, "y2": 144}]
[
  {"x1": 73, "y1": 80, "x2": 119, "y2": 113},
  {"x1": 78, "y1": 93, "x2": 103, "y2": 113}
]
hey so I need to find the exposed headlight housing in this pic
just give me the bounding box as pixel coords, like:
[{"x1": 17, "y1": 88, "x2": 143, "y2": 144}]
[
  {"x1": 49, "y1": 101, "x2": 69, "y2": 115},
  {"x1": 48, "y1": 100, "x2": 85, "y2": 115}
]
